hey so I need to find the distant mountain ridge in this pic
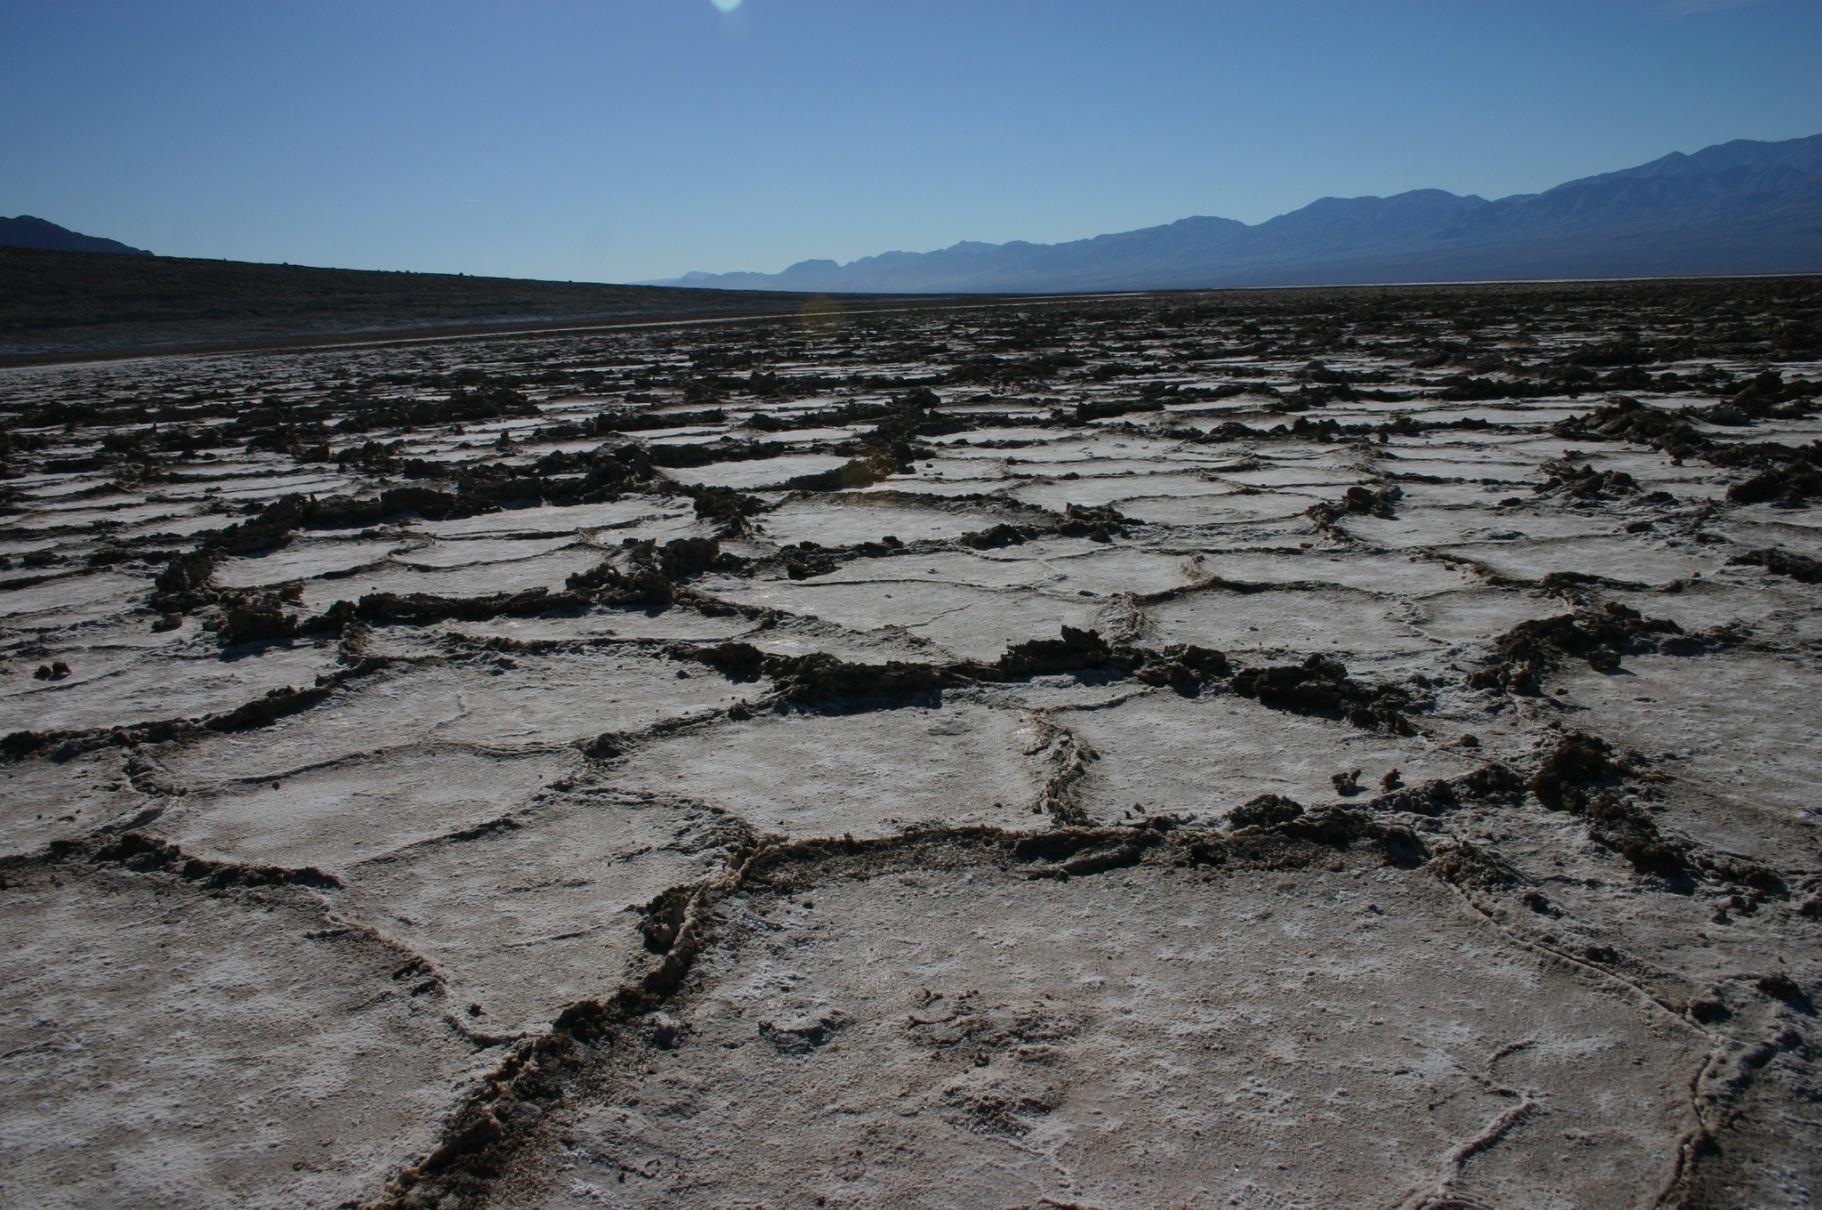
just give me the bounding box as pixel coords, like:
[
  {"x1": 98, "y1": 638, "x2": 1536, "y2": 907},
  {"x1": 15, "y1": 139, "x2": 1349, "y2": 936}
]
[
  {"x1": 658, "y1": 134, "x2": 1822, "y2": 293},
  {"x1": 0, "y1": 215, "x2": 150, "y2": 256}
]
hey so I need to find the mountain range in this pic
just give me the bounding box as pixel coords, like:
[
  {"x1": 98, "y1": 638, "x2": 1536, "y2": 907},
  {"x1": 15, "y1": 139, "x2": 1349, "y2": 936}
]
[
  {"x1": 657, "y1": 134, "x2": 1822, "y2": 293},
  {"x1": 0, "y1": 215, "x2": 150, "y2": 257}
]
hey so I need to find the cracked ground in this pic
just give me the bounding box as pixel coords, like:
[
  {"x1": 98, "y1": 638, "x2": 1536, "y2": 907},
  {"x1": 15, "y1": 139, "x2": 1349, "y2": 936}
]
[{"x1": 2, "y1": 278, "x2": 1820, "y2": 1208}]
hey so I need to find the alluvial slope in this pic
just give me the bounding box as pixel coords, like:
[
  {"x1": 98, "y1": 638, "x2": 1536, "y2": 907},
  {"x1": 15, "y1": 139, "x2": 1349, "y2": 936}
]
[
  {"x1": 0, "y1": 244, "x2": 956, "y2": 363},
  {"x1": 1, "y1": 277, "x2": 1820, "y2": 1208}
]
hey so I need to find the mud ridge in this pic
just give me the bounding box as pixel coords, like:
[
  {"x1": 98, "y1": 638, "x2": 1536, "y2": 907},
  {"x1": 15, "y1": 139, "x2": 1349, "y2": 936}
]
[
  {"x1": 0, "y1": 657, "x2": 391, "y2": 763},
  {"x1": 1467, "y1": 601, "x2": 1740, "y2": 695},
  {"x1": 15, "y1": 828, "x2": 343, "y2": 891}
]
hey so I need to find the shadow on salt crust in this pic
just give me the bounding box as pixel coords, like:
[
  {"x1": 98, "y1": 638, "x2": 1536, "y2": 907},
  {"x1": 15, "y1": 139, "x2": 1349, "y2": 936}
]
[{"x1": 0, "y1": 866, "x2": 481, "y2": 1210}]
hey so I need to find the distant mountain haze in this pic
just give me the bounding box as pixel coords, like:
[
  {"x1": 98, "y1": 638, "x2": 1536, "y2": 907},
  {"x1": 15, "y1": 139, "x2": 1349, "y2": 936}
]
[
  {"x1": 0, "y1": 216, "x2": 151, "y2": 256},
  {"x1": 658, "y1": 134, "x2": 1822, "y2": 293}
]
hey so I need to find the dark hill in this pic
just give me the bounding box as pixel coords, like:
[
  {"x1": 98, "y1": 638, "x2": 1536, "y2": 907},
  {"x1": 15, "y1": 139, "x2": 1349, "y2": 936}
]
[{"x1": 1, "y1": 215, "x2": 151, "y2": 256}]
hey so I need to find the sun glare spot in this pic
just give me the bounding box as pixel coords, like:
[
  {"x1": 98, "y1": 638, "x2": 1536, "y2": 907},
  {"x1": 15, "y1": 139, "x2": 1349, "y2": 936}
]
[{"x1": 711, "y1": 0, "x2": 743, "y2": 12}]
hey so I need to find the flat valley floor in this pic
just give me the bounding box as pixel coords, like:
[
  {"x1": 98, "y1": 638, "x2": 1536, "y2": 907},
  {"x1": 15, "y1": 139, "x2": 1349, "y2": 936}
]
[{"x1": 2, "y1": 279, "x2": 1820, "y2": 1208}]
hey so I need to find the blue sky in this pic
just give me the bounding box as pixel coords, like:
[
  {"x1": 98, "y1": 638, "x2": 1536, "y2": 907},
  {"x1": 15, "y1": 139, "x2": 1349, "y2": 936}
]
[{"x1": 4, "y1": 0, "x2": 1818, "y2": 282}]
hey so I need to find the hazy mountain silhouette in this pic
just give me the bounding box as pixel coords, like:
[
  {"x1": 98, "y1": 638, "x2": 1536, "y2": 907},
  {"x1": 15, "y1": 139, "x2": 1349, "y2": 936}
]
[
  {"x1": 659, "y1": 134, "x2": 1822, "y2": 292},
  {"x1": 1, "y1": 215, "x2": 151, "y2": 257}
]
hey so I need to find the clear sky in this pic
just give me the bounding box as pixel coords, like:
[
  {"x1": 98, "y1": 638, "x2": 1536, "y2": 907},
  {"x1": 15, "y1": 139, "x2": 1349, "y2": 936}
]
[{"x1": 4, "y1": 0, "x2": 1819, "y2": 283}]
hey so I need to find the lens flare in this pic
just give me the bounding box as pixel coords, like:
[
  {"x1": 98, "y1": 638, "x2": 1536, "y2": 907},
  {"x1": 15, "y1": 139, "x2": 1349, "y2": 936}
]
[{"x1": 711, "y1": 0, "x2": 742, "y2": 12}]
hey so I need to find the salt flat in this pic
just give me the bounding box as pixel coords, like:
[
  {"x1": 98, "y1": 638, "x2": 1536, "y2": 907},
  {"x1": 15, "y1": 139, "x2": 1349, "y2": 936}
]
[{"x1": 2, "y1": 278, "x2": 1819, "y2": 1208}]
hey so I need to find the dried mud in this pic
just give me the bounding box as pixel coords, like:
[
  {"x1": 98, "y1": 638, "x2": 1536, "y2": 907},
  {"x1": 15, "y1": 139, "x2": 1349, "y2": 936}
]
[{"x1": 1, "y1": 277, "x2": 1820, "y2": 1208}]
